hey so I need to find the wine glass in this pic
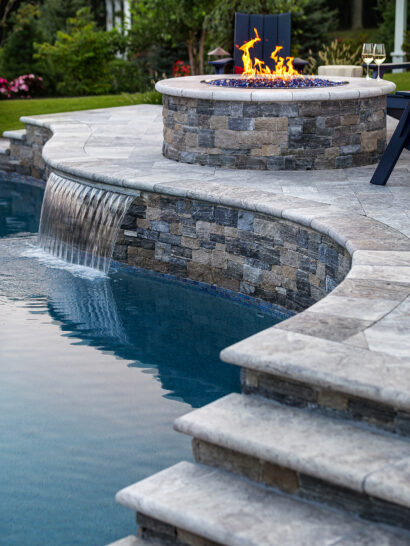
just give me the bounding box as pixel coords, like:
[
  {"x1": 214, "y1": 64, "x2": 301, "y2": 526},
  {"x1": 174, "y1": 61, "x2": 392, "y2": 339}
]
[
  {"x1": 362, "y1": 43, "x2": 374, "y2": 80},
  {"x1": 373, "y1": 43, "x2": 386, "y2": 81}
]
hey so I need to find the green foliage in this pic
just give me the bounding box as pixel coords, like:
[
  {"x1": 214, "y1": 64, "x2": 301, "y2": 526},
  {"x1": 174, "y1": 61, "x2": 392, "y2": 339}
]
[
  {"x1": 307, "y1": 39, "x2": 362, "y2": 73},
  {"x1": 130, "y1": 0, "x2": 213, "y2": 74},
  {"x1": 34, "y1": 8, "x2": 125, "y2": 96},
  {"x1": 404, "y1": 31, "x2": 410, "y2": 57},
  {"x1": 39, "y1": 0, "x2": 90, "y2": 43},
  {"x1": 0, "y1": 3, "x2": 44, "y2": 80},
  {"x1": 376, "y1": 0, "x2": 410, "y2": 61},
  {"x1": 204, "y1": 0, "x2": 338, "y2": 59},
  {"x1": 108, "y1": 58, "x2": 152, "y2": 93}
]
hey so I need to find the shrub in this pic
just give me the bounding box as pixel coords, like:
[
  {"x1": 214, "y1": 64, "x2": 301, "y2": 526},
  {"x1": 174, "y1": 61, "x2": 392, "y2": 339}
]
[
  {"x1": 172, "y1": 60, "x2": 191, "y2": 77},
  {"x1": 1, "y1": 3, "x2": 44, "y2": 80},
  {"x1": 403, "y1": 30, "x2": 410, "y2": 58},
  {"x1": 108, "y1": 58, "x2": 152, "y2": 93},
  {"x1": 0, "y1": 78, "x2": 9, "y2": 99},
  {"x1": 34, "y1": 8, "x2": 125, "y2": 96},
  {"x1": 0, "y1": 74, "x2": 44, "y2": 99},
  {"x1": 8, "y1": 74, "x2": 44, "y2": 99},
  {"x1": 308, "y1": 39, "x2": 362, "y2": 73}
]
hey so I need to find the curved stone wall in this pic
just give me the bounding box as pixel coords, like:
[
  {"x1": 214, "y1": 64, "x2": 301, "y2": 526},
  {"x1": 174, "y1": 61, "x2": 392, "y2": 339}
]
[
  {"x1": 114, "y1": 192, "x2": 351, "y2": 313},
  {"x1": 162, "y1": 95, "x2": 387, "y2": 170}
]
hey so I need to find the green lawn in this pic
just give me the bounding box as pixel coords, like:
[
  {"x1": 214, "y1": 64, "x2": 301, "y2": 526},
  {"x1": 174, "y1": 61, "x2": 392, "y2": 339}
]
[
  {"x1": 384, "y1": 72, "x2": 410, "y2": 92},
  {"x1": 0, "y1": 91, "x2": 162, "y2": 135}
]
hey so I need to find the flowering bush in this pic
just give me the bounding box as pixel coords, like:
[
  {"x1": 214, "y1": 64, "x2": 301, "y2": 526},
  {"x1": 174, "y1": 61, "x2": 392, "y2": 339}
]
[
  {"x1": 0, "y1": 74, "x2": 44, "y2": 99},
  {"x1": 0, "y1": 78, "x2": 9, "y2": 99},
  {"x1": 172, "y1": 60, "x2": 191, "y2": 78}
]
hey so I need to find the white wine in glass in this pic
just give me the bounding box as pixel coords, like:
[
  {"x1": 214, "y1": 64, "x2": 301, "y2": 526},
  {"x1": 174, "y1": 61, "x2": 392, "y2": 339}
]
[
  {"x1": 373, "y1": 43, "x2": 386, "y2": 81},
  {"x1": 362, "y1": 43, "x2": 374, "y2": 80}
]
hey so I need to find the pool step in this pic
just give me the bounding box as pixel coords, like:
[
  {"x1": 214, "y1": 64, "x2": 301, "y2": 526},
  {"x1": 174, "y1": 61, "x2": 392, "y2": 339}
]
[
  {"x1": 221, "y1": 327, "x2": 410, "y2": 436},
  {"x1": 116, "y1": 461, "x2": 409, "y2": 546},
  {"x1": 174, "y1": 393, "x2": 410, "y2": 530}
]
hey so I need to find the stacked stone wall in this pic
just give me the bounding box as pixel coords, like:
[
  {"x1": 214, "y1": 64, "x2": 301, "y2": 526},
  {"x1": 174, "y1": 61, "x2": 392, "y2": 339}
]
[
  {"x1": 9, "y1": 125, "x2": 51, "y2": 179},
  {"x1": 162, "y1": 95, "x2": 386, "y2": 170},
  {"x1": 114, "y1": 192, "x2": 351, "y2": 312}
]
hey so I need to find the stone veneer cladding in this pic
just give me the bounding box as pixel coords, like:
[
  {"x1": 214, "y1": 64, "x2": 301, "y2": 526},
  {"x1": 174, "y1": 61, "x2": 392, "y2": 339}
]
[
  {"x1": 8, "y1": 125, "x2": 51, "y2": 179},
  {"x1": 162, "y1": 95, "x2": 387, "y2": 170},
  {"x1": 114, "y1": 192, "x2": 351, "y2": 313}
]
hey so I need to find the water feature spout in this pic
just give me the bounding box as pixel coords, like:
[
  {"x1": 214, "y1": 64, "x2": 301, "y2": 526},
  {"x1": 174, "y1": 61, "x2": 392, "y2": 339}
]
[{"x1": 39, "y1": 173, "x2": 132, "y2": 273}]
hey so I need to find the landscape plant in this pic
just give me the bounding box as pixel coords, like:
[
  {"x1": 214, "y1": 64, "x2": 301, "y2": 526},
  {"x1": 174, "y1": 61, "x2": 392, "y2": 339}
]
[
  {"x1": 0, "y1": 3, "x2": 44, "y2": 80},
  {"x1": 34, "y1": 8, "x2": 126, "y2": 96},
  {"x1": 307, "y1": 38, "x2": 362, "y2": 73}
]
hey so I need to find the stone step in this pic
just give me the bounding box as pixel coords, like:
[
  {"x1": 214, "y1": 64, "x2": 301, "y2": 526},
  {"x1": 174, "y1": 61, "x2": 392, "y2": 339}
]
[
  {"x1": 116, "y1": 461, "x2": 409, "y2": 546},
  {"x1": 174, "y1": 393, "x2": 410, "y2": 530},
  {"x1": 2, "y1": 129, "x2": 26, "y2": 142},
  {"x1": 0, "y1": 138, "x2": 10, "y2": 156},
  {"x1": 221, "y1": 327, "x2": 410, "y2": 436}
]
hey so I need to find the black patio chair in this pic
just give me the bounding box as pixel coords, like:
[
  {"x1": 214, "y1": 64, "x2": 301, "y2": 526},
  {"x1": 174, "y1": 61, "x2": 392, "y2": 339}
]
[
  {"x1": 370, "y1": 99, "x2": 410, "y2": 186},
  {"x1": 387, "y1": 91, "x2": 410, "y2": 120},
  {"x1": 209, "y1": 12, "x2": 308, "y2": 75}
]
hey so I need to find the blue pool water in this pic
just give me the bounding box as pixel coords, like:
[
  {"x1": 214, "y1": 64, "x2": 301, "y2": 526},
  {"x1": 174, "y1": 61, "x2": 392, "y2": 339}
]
[{"x1": 0, "y1": 178, "x2": 289, "y2": 545}]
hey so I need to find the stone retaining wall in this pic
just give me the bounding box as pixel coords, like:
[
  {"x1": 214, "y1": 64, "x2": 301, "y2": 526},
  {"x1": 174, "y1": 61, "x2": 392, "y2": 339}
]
[
  {"x1": 8, "y1": 125, "x2": 50, "y2": 179},
  {"x1": 114, "y1": 192, "x2": 351, "y2": 312},
  {"x1": 162, "y1": 95, "x2": 386, "y2": 170}
]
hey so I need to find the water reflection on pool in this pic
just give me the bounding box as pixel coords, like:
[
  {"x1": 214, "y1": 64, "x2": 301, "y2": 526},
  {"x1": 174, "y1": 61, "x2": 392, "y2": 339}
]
[{"x1": 0, "y1": 178, "x2": 288, "y2": 545}]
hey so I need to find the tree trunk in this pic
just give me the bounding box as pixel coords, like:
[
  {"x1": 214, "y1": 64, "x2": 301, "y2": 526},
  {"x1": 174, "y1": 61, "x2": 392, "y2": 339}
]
[
  {"x1": 199, "y1": 29, "x2": 206, "y2": 74},
  {"x1": 351, "y1": 0, "x2": 363, "y2": 30},
  {"x1": 187, "y1": 35, "x2": 195, "y2": 75},
  {"x1": 192, "y1": 35, "x2": 199, "y2": 75},
  {"x1": 0, "y1": 0, "x2": 17, "y2": 29}
]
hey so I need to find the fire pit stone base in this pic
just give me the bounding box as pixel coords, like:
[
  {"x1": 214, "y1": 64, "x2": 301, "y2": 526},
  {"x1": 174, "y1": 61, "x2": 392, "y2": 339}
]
[{"x1": 162, "y1": 94, "x2": 386, "y2": 170}]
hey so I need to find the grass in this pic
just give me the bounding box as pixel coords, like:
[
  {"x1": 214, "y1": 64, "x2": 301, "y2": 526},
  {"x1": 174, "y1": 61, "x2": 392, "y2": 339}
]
[
  {"x1": 328, "y1": 28, "x2": 380, "y2": 44},
  {"x1": 0, "y1": 90, "x2": 162, "y2": 135},
  {"x1": 384, "y1": 72, "x2": 410, "y2": 92}
]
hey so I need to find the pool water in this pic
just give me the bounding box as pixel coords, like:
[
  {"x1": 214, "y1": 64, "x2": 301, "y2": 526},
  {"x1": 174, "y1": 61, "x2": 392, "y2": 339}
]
[{"x1": 0, "y1": 178, "x2": 289, "y2": 545}]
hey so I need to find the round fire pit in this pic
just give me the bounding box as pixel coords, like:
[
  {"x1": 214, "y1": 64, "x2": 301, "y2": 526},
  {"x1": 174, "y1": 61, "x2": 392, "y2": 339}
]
[{"x1": 155, "y1": 75, "x2": 395, "y2": 170}]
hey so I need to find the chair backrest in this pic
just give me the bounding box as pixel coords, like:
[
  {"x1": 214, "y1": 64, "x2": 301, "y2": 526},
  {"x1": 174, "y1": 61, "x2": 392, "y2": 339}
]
[{"x1": 233, "y1": 12, "x2": 291, "y2": 73}]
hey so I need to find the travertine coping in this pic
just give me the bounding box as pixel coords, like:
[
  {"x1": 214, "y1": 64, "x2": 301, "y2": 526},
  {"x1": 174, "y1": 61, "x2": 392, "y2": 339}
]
[
  {"x1": 155, "y1": 75, "x2": 395, "y2": 102},
  {"x1": 8, "y1": 106, "x2": 410, "y2": 412}
]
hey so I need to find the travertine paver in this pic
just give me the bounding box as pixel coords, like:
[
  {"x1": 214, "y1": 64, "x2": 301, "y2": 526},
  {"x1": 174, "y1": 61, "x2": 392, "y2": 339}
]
[
  {"x1": 116, "y1": 461, "x2": 409, "y2": 546},
  {"x1": 174, "y1": 393, "x2": 410, "y2": 500}
]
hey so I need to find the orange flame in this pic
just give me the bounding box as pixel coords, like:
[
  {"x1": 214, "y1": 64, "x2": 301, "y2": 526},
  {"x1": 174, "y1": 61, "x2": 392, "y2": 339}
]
[{"x1": 238, "y1": 28, "x2": 300, "y2": 79}]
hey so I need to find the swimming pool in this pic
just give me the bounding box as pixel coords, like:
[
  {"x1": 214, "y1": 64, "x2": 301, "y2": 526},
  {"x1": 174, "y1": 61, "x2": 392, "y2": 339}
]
[{"x1": 0, "y1": 178, "x2": 289, "y2": 545}]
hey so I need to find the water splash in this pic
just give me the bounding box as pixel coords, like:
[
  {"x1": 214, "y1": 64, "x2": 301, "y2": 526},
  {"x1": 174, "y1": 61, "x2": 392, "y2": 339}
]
[{"x1": 38, "y1": 173, "x2": 132, "y2": 273}]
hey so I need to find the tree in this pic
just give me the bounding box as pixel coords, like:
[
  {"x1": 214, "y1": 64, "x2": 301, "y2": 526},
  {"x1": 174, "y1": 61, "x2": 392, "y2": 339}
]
[
  {"x1": 0, "y1": 2, "x2": 44, "y2": 79},
  {"x1": 39, "y1": 0, "x2": 91, "y2": 42},
  {"x1": 130, "y1": 0, "x2": 216, "y2": 75},
  {"x1": 351, "y1": 0, "x2": 363, "y2": 29}
]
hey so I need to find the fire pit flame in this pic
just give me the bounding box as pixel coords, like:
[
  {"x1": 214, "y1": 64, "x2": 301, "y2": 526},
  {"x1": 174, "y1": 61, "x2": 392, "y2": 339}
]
[
  {"x1": 239, "y1": 28, "x2": 300, "y2": 79},
  {"x1": 204, "y1": 28, "x2": 346, "y2": 89}
]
